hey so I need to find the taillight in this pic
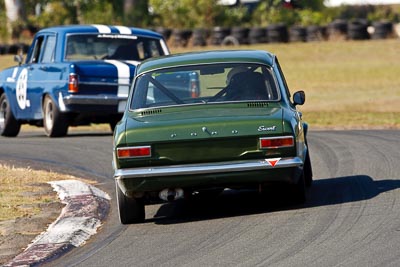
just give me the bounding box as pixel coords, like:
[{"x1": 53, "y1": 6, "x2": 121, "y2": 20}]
[
  {"x1": 190, "y1": 80, "x2": 199, "y2": 98},
  {"x1": 69, "y1": 73, "x2": 79, "y2": 93},
  {"x1": 260, "y1": 136, "x2": 294, "y2": 149},
  {"x1": 117, "y1": 146, "x2": 151, "y2": 159}
]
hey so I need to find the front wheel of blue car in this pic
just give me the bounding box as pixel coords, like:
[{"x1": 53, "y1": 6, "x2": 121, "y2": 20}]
[
  {"x1": 43, "y1": 95, "x2": 69, "y2": 137},
  {"x1": 0, "y1": 93, "x2": 21, "y2": 137},
  {"x1": 116, "y1": 183, "x2": 145, "y2": 224}
]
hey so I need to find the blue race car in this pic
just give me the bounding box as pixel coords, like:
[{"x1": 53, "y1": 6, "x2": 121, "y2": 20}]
[{"x1": 0, "y1": 24, "x2": 170, "y2": 137}]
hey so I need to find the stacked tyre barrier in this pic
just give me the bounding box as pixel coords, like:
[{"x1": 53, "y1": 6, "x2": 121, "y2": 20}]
[
  {"x1": 210, "y1": 27, "x2": 231, "y2": 46},
  {"x1": 1, "y1": 20, "x2": 398, "y2": 54},
  {"x1": 192, "y1": 28, "x2": 209, "y2": 47},
  {"x1": 371, "y1": 21, "x2": 393, "y2": 39},
  {"x1": 171, "y1": 20, "x2": 395, "y2": 48},
  {"x1": 289, "y1": 26, "x2": 307, "y2": 42},
  {"x1": 347, "y1": 19, "x2": 369, "y2": 40},
  {"x1": 154, "y1": 27, "x2": 172, "y2": 42},
  {"x1": 306, "y1": 25, "x2": 327, "y2": 42},
  {"x1": 248, "y1": 27, "x2": 268, "y2": 44},
  {"x1": 0, "y1": 43, "x2": 29, "y2": 55},
  {"x1": 267, "y1": 23, "x2": 289, "y2": 43},
  {"x1": 328, "y1": 19, "x2": 348, "y2": 40},
  {"x1": 164, "y1": 23, "x2": 396, "y2": 47},
  {"x1": 172, "y1": 29, "x2": 192, "y2": 47}
]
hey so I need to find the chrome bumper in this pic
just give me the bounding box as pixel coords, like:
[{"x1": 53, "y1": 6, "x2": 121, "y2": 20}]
[
  {"x1": 114, "y1": 157, "x2": 303, "y2": 180},
  {"x1": 63, "y1": 95, "x2": 125, "y2": 105}
]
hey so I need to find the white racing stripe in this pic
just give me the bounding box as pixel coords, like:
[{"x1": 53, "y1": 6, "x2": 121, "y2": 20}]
[
  {"x1": 115, "y1": 25, "x2": 132, "y2": 34},
  {"x1": 161, "y1": 39, "x2": 171, "y2": 55},
  {"x1": 92, "y1": 24, "x2": 111, "y2": 33},
  {"x1": 125, "y1": 60, "x2": 140, "y2": 66},
  {"x1": 105, "y1": 60, "x2": 131, "y2": 112},
  {"x1": 92, "y1": 25, "x2": 136, "y2": 112}
]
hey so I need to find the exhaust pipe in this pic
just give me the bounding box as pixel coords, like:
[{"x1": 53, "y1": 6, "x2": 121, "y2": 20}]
[{"x1": 159, "y1": 188, "x2": 184, "y2": 202}]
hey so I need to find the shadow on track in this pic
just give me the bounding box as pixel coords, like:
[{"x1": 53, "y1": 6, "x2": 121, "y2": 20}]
[
  {"x1": 18, "y1": 132, "x2": 113, "y2": 138},
  {"x1": 148, "y1": 175, "x2": 400, "y2": 225}
]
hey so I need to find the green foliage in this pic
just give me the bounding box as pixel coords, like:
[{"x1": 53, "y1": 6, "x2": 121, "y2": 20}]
[
  {"x1": 150, "y1": 0, "x2": 194, "y2": 28},
  {"x1": 0, "y1": 8, "x2": 9, "y2": 41},
  {"x1": 215, "y1": 5, "x2": 249, "y2": 27},
  {"x1": 297, "y1": 9, "x2": 332, "y2": 26},
  {"x1": 301, "y1": 0, "x2": 325, "y2": 11},
  {"x1": 79, "y1": 1, "x2": 119, "y2": 24},
  {"x1": 1, "y1": 0, "x2": 400, "y2": 41},
  {"x1": 28, "y1": 2, "x2": 75, "y2": 28},
  {"x1": 367, "y1": 5, "x2": 399, "y2": 22},
  {"x1": 123, "y1": 0, "x2": 151, "y2": 27},
  {"x1": 252, "y1": 0, "x2": 298, "y2": 26},
  {"x1": 149, "y1": 0, "x2": 248, "y2": 29}
]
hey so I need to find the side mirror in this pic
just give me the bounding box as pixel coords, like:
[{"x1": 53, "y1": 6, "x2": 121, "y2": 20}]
[
  {"x1": 14, "y1": 54, "x2": 24, "y2": 66},
  {"x1": 293, "y1": 90, "x2": 305, "y2": 106}
]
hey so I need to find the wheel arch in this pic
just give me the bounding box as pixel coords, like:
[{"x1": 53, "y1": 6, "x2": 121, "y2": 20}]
[
  {"x1": 41, "y1": 92, "x2": 61, "y2": 115},
  {"x1": 0, "y1": 87, "x2": 19, "y2": 120}
]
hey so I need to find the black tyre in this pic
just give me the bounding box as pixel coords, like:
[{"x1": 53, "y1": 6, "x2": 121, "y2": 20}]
[
  {"x1": 292, "y1": 170, "x2": 306, "y2": 204},
  {"x1": 289, "y1": 26, "x2": 307, "y2": 42},
  {"x1": 109, "y1": 117, "x2": 120, "y2": 132},
  {"x1": 371, "y1": 21, "x2": 393, "y2": 39},
  {"x1": 172, "y1": 29, "x2": 192, "y2": 47},
  {"x1": 154, "y1": 27, "x2": 172, "y2": 41},
  {"x1": 231, "y1": 27, "x2": 249, "y2": 44},
  {"x1": 328, "y1": 19, "x2": 348, "y2": 40},
  {"x1": 304, "y1": 151, "x2": 313, "y2": 187},
  {"x1": 192, "y1": 28, "x2": 209, "y2": 47},
  {"x1": 0, "y1": 93, "x2": 21, "y2": 137},
  {"x1": 267, "y1": 23, "x2": 289, "y2": 43},
  {"x1": 43, "y1": 95, "x2": 69, "y2": 137},
  {"x1": 347, "y1": 19, "x2": 369, "y2": 40},
  {"x1": 221, "y1": 36, "x2": 239, "y2": 46},
  {"x1": 249, "y1": 27, "x2": 268, "y2": 44},
  {"x1": 116, "y1": 183, "x2": 145, "y2": 224},
  {"x1": 306, "y1": 25, "x2": 327, "y2": 42},
  {"x1": 210, "y1": 27, "x2": 231, "y2": 45}
]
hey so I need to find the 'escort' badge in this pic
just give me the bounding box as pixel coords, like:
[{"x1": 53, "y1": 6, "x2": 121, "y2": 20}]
[{"x1": 258, "y1": 125, "x2": 277, "y2": 132}]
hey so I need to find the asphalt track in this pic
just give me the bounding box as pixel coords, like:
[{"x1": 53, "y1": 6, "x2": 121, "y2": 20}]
[{"x1": 1, "y1": 129, "x2": 400, "y2": 267}]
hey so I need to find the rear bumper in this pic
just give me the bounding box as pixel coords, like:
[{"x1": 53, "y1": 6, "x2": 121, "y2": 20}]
[
  {"x1": 114, "y1": 157, "x2": 304, "y2": 192},
  {"x1": 64, "y1": 95, "x2": 124, "y2": 105},
  {"x1": 62, "y1": 95, "x2": 126, "y2": 113}
]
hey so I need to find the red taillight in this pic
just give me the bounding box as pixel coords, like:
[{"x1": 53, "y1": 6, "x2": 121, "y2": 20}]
[
  {"x1": 190, "y1": 80, "x2": 199, "y2": 98},
  {"x1": 117, "y1": 146, "x2": 151, "y2": 159},
  {"x1": 69, "y1": 73, "x2": 79, "y2": 93},
  {"x1": 260, "y1": 136, "x2": 294, "y2": 149}
]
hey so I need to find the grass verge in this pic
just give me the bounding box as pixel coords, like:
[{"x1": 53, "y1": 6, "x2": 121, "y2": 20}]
[
  {"x1": 0, "y1": 164, "x2": 92, "y2": 221},
  {"x1": 0, "y1": 163, "x2": 93, "y2": 264}
]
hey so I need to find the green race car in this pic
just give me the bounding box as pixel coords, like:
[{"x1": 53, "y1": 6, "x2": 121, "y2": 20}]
[{"x1": 113, "y1": 50, "x2": 313, "y2": 224}]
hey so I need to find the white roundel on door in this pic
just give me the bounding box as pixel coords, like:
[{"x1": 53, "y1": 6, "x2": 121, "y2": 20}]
[{"x1": 16, "y1": 68, "x2": 28, "y2": 109}]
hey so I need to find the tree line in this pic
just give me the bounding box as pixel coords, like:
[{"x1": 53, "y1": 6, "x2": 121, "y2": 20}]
[{"x1": 1, "y1": 0, "x2": 398, "y2": 42}]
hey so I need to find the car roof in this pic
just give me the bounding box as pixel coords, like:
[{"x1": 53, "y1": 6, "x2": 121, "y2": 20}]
[
  {"x1": 36, "y1": 24, "x2": 163, "y2": 39},
  {"x1": 136, "y1": 50, "x2": 276, "y2": 74}
]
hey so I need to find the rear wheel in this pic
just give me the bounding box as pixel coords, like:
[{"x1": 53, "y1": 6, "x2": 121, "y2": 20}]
[
  {"x1": 43, "y1": 95, "x2": 68, "y2": 137},
  {"x1": 116, "y1": 183, "x2": 145, "y2": 224},
  {"x1": 304, "y1": 151, "x2": 313, "y2": 187},
  {"x1": 292, "y1": 170, "x2": 306, "y2": 203},
  {"x1": 0, "y1": 93, "x2": 21, "y2": 137},
  {"x1": 109, "y1": 118, "x2": 119, "y2": 132}
]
